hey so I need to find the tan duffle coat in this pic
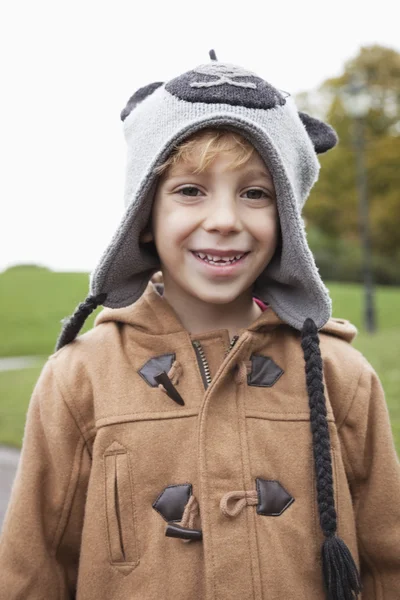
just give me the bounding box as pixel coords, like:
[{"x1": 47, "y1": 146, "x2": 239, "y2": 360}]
[{"x1": 1, "y1": 280, "x2": 399, "y2": 599}]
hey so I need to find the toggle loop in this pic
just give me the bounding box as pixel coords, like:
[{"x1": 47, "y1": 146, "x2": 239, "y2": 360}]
[
  {"x1": 180, "y1": 495, "x2": 200, "y2": 530},
  {"x1": 220, "y1": 490, "x2": 258, "y2": 517}
]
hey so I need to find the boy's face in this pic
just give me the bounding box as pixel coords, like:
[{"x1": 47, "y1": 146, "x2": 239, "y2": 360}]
[{"x1": 141, "y1": 144, "x2": 279, "y2": 307}]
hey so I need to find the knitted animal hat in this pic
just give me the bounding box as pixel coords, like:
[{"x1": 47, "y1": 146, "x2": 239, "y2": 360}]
[{"x1": 56, "y1": 51, "x2": 361, "y2": 599}]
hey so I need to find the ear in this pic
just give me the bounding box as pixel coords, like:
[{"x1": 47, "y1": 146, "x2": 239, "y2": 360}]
[
  {"x1": 121, "y1": 81, "x2": 164, "y2": 122},
  {"x1": 140, "y1": 229, "x2": 154, "y2": 243},
  {"x1": 299, "y1": 112, "x2": 338, "y2": 154}
]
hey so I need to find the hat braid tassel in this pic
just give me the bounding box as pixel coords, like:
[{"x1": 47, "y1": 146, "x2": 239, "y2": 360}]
[
  {"x1": 55, "y1": 293, "x2": 107, "y2": 351},
  {"x1": 322, "y1": 536, "x2": 362, "y2": 600},
  {"x1": 301, "y1": 317, "x2": 362, "y2": 600}
]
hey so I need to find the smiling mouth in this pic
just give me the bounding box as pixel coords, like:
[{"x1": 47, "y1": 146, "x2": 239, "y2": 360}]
[{"x1": 190, "y1": 251, "x2": 250, "y2": 266}]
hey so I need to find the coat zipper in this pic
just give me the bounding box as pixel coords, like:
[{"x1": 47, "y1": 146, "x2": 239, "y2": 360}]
[{"x1": 192, "y1": 335, "x2": 239, "y2": 389}]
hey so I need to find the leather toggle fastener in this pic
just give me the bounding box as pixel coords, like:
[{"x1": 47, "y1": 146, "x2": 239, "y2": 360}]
[
  {"x1": 154, "y1": 371, "x2": 185, "y2": 406},
  {"x1": 153, "y1": 486, "x2": 202, "y2": 542},
  {"x1": 165, "y1": 494, "x2": 202, "y2": 542},
  {"x1": 220, "y1": 479, "x2": 294, "y2": 518},
  {"x1": 165, "y1": 523, "x2": 203, "y2": 541}
]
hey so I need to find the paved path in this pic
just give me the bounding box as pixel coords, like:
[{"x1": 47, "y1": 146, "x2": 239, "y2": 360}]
[
  {"x1": 0, "y1": 356, "x2": 44, "y2": 372},
  {"x1": 0, "y1": 357, "x2": 43, "y2": 530},
  {"x1": 0, "y1": 446, "x2": 20, "y2": 530}
]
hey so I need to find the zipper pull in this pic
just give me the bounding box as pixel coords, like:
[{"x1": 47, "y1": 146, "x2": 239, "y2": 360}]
[{"x1": 225, "y1": 335, "x2": 239, "y2": 356}]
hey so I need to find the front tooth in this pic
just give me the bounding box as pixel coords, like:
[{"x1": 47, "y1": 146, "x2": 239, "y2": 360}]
[
  {"x1": 207, "y1": 254, "x2": 214, "y2": 261},
  {"x1": 211, "y1": 255, "x2": 232, "y2": 262}
]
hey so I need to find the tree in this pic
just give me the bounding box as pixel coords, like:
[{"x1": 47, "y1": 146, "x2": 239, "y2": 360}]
[{"x1": 298, "y1": 45, "x2": 400, "y2": 282}]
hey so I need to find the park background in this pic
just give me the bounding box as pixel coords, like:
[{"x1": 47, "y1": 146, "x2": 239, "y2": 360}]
[{"x1": 0, "y1": 1, "x2": 399, "y2": 459}]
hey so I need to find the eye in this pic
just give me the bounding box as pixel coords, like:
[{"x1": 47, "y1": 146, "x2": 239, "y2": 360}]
[
  {"x1": 242, "y1": 188, "x2": 271, "y2": 201},
  {"x1": 177, "y1": 186, "x2": 202, "y2": 197}
]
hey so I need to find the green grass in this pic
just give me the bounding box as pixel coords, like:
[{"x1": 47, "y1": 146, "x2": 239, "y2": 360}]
[
  {"x1": 353, "y1": 329, "x2": 400, "y2": 448},
  {"x1": 0, "y1": 266, "x2": 101, "y2": 357},
  {"x1": 327, "y1": 282, "x2": 400, "y2": 331},
  {"x1": 0, "y1": 268, "x2": 399, "y2": 452}
]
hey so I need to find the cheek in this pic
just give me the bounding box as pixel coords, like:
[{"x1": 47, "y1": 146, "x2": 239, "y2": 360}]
[
  {"x1": 152, "y1": 203, "x2": 196, "y2": 248},
  {"x1": 250, "y1": 210, "x2": 279, "y2": 247}
]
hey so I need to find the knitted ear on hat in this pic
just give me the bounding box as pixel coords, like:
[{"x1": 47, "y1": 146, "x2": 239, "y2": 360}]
[
  {"x1": 299, "y1": 112, "x2": 338, "y2": 154},
  {"x1": 120, "y1": 81, "x2": 164, "y2": 122},
  {"x1": 301, "y1": 318, "x2": 362, "y2": 599}
]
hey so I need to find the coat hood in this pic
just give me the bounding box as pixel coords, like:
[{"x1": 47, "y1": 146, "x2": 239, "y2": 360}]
[{"x1": 93, "y1": 276, "x2": 364, "y2": 599}]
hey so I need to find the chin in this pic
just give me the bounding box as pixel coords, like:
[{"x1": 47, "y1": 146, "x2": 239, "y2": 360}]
[{"x1": 186, "y1": 284, "x2": 250, "y2": 306}]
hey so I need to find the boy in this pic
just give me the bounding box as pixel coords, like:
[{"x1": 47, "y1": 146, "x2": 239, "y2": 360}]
[{"x1": 1, "y1": 52, "x2": 399, "y2": 599}]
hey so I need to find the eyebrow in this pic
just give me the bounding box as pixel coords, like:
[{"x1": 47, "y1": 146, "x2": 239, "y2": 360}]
[
  {"x1": 240, "y1": 168, "x2": 273, "y2": 182},
  {"x1": 166, "y1": 167, "x2": 198, "y2": 178},
  {"x1": 166, "y1": 166, "x2": 273, "y2": 182}
]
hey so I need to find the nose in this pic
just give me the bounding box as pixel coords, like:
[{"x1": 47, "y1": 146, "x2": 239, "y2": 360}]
[{"x1": 202, "y1": 195, "x2": 242, "y2": 234}]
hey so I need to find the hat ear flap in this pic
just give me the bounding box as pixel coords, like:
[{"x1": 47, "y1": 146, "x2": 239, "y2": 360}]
[
  {"x1": 121, "y1": 81, "x2": 164, "y2": 122},
  {"x1": 299, "y1": 112, "x2": 338, "y2": 154}
]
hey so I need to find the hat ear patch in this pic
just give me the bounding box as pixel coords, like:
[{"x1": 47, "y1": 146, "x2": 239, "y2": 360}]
[
  {"x1": 299, "y1": 112, "x2": 338, "y2": 154},
  {"x1": 121, "y1": 81, "x2": 164, "y2": 122}
]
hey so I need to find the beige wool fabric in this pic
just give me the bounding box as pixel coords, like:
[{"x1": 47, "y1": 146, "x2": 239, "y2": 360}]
[{"x1": 1, "y1": 279, "x2": 400, "y2": 598}]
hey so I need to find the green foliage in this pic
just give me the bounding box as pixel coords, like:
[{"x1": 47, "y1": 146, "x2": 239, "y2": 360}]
[
  {"x1": 307, "y1": 226, "x2": 400, "y2": 285},
  {"x1": 300, "y1": 45, "x2": 400, "y2": 279},
  {"x1": 324, "y1": 45, "x2": 400, "y2": 131},
  {"x1": 4, "y1": 264, "x2": 50, "y2": 272}
]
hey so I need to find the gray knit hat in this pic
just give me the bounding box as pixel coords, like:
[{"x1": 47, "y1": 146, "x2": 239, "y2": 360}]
[{"x1": 87, "y1": 52, "x2": 337, "y2": 332}]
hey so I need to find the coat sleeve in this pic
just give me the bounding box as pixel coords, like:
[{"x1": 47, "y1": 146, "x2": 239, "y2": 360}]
[
  {"x1": 337, "y1": 357, "x2": 400, "y2": 598},
  {"x1": 0, "y1": 359, "x2": 92, "y2": 599}
]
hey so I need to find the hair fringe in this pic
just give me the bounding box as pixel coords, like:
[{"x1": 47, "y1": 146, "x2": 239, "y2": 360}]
[{"x1": 154, "y1": 128, "x2": 254, "y2": 177}]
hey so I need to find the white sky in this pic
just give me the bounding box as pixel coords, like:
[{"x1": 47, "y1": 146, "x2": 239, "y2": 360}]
[{"x1": 1, "y1": 0, "x2": 399, "y2": 273}]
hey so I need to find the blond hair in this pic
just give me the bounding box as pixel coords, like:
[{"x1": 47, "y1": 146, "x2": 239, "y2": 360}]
[{"x1": 154, "y1": 128, "x2": 255, "y2": 176}]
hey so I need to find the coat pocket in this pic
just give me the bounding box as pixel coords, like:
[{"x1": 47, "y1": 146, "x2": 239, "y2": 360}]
[{"x1": 104, "y1": 442, "x2": 140, "y2": 573}]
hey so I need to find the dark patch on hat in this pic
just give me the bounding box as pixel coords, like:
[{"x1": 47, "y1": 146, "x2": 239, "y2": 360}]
[
  {"x1": 166, "y1": 63, "x2": 286, "y2": 110},
  {"x1": 121, "y1": 81, "x2": 164, "y2": 122},
  {"x1": 299, "y1": 112, "x2": 338, "y2": 153}
]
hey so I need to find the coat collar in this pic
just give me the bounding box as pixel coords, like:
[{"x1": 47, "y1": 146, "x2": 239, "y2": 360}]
[{"x1": 95, "y1": 279, "x2": 357, "y2": 344}]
